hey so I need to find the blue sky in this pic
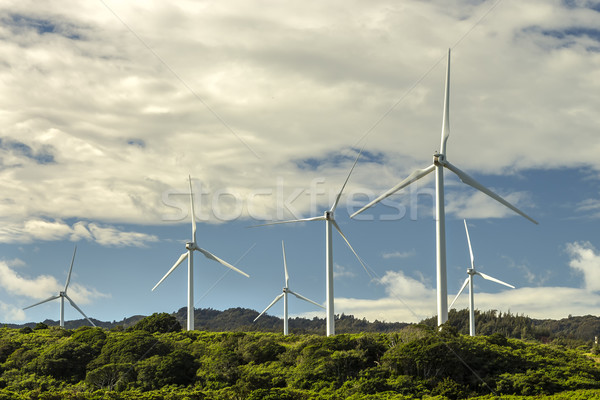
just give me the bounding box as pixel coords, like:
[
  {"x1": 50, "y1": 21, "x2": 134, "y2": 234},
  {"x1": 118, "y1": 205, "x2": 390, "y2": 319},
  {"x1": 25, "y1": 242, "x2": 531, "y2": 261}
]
[{"x1": 1, "y1": 0, "x2": 600, "y2": 329}]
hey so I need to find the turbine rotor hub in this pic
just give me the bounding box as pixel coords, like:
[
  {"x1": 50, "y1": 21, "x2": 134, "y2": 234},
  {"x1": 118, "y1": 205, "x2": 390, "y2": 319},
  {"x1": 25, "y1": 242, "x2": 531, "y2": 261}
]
[
  {"x1": 433, "y1": 152, "x2": 445, "y2": 166},
  {"x1": 324, "y1": 211, "x2": 333, "y2": 220},
  {"x1": 185, "y1": 242, "x2": 195, "y2": 250},
  {"x1": 467, "y1": 268, "x2": 476, "y2": 275}
]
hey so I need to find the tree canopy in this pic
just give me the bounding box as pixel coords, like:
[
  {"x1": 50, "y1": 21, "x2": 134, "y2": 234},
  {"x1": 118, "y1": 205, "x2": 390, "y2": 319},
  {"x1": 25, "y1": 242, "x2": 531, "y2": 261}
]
[{"x1": 0, "y1": 323, "x2": 598, "y2": 399}]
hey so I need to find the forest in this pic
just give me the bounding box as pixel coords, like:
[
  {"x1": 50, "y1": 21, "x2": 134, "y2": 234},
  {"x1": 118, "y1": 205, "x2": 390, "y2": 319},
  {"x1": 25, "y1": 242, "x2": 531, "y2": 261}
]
[
  {"x1": 7, "y1": 307, "x2": 600, "y2": 343},
  {"x1": 0, "y1": 312, "x2": 599, "y2": 400}
]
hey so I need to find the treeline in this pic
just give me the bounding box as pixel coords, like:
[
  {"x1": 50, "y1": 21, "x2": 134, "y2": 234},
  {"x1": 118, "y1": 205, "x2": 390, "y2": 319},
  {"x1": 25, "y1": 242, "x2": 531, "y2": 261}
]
[
  {"x1": 421, "y1": 309, "x2": 600, "y2": 345},
  {"x1": 178, "y1": 307, "x2": 409, "y2": 335},
  {"x1": 0, "y1": 313, "x2": 599, "y2": 399},
  {"x1": 6, "y1": 307, "x2": 600, "y2": 342}
]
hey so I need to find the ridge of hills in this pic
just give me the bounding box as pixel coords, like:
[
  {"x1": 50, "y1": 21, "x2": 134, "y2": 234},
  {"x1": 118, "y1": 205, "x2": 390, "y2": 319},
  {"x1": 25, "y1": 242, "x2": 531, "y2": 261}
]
[{"x1": 5, "y1": 307, "x2": 600, "y2": 343}]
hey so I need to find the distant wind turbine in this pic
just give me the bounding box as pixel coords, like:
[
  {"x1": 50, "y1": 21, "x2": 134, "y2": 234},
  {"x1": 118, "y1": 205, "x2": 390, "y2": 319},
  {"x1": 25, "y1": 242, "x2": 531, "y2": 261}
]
[
  {"x1": 351, "y1": 49, "x2": 537, "y2": 327},
  {"x1": 449, "y1": 220, "x2": 515, "y2": 336},
  {"x1": 153, "y1": 176, "x2": 250, "y2": 331},
  {"x1": 254, "y1": 241, "x2": 325, "y2": 335},
  {"x1": 23, "y1": 246, "x2": 96, "y2": 328},
  {"x1": 254, "y1": 150, "x2": 368, "y2": 336}
]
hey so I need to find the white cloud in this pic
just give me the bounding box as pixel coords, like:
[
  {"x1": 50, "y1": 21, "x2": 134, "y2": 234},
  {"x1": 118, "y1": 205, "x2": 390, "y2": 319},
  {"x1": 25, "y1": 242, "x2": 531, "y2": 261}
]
[
  {"x1": 0, "y1": 301, "x2": 26, "y2": 322},
  {"x1": 0, "y1": 1, "x2": 597, "y2": 228},
  {"x1": 502, "y1": 255, "x2": 548, "y2": 286},
  {"x1": 382, "y1": 249, "x2": 416, "y2": 259},
  {"x1": 86, "y1": 223, "x2": 158, "y2": 247},
  {"x1": 445, "y1": 189, "x2": 535, "y2": 221},
  {"x1": 0, "y1": 219, "x2": 158, "y2": 247},
  {"x1": 5, "y1": 258, "x2": 26, "y2": 268},
  {"x1": 67, "y1": 282, "x2": 111, "y2": 306},
  {"x1": 576, "y1": 198, "x2": 600, "y2": 218},
  {"x1": 0, "y1": 261, "x2": 60, "y2": 299},
  {"x1": 0, "y1": 260, "x2": 109, "y2": 305},
  {"x1": 566, "y1": 241, "x2": 600, "y2": 291},
  {"x1": 328, "y1": 249, "x2": 600, "y2": 322},
  {"x1": 333, "y1": 263, "x2": 356, "y2": 279},
  {"x1": 378, "y1": 270, "x2": 433, "y2": 299},
  {"x1": 333, "y1": 284, "x2": 600, "y2": 324}
]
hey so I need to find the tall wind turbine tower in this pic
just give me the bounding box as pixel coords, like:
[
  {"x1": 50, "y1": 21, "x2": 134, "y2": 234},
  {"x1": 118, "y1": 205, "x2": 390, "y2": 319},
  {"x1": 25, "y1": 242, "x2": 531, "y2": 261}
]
[
  {"x1": 254, "y1": 150, "x2": 368, "y2": 336},
  {"x1": 254, "y1": 241, "x2": 325, "y2": 335},
  {"x1": 153, "y1": 176, "x2": 250, "y2": 331},
  {"x1": 352, "y1": 49, "x2": 537, "y2": 326},
  {"x1": 23, "y1": 246, "x2": 96, "y2": 328},
  {"x1": 449, "y1": 220, "x2": 515, "y2": 336}
]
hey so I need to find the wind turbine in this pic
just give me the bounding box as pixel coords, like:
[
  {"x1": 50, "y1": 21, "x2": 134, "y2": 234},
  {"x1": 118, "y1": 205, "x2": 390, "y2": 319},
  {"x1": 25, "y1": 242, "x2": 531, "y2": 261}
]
[
  {"x1": 449, "y1": 220, "x2": 515, "y2": 336},
  {"x1": 254, "y1": 241, "x2": 325, "y2": 335},
  {"x1": 23, "y1": 246, "x2": 96, "y2": 328},
  {"x1": 351, "y1": 49, "x2": 537, "y2": 327},
  {"x1": 254, "y1": 150, "x2": 368, "y2": 336},
  {"x1": 153, "y1": 176, "x2": 250, "y2": 331}
]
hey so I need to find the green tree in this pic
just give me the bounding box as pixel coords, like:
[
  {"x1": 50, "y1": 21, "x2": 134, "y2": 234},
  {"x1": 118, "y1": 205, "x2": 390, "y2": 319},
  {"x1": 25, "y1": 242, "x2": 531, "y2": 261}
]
[
  {"x1": 85, "y1": 363, "x2": 135, "y2": 391},
  {"x1": 34, "y1": 323, "x2": 48, "y2": 330},
  {"x1": 31, "y1": 339, "x2": 95, "y2": 381},
  {"x1": 130, "y1": 313, "x2": 182, "y2": 334},
  {"x1": 136, "y1": 349, "x2": 197, "y2": 390}
]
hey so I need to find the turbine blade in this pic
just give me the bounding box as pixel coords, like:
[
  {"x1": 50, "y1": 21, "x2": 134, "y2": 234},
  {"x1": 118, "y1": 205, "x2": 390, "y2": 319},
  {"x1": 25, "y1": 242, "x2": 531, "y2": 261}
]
[
  {"x1": 249, "y1": 215, "x2": 325, "y2": 228},
  {"x1": 282, "y1": 241, "x2": 289, "y2": 288},
  {"x1": 196, "y1": 247, "x2": 250, "y2": 278},
  {"x1": 23, "y1": 295, "x2": 60, "y2": 310},
  {"x1": 331, "y1": 219, "x2": 372, "y2": 278},
  {"x1": 440, "y1": 48, "x2": 451, "y2": 155},
  {"x1": 152, "y1": 252, "x2": 189, "y2": 291},
  {"x1": 253, "y1": 293, "x2": 284, "y2": 321},
  {"x1": 463, "y1": 220, "x2": 475, "y2": 269},
  {"x1": 288, "y1": 290, "x2": 325, "y2": 309},
  {"x1": 351, "y1": 164, "x2": 436, "y2": 218},
  {"x1": 189, "y1": 175, "x2": 197, "y2": 243},
  {"x1": 449, "y1": 277, "x2": 470, "y2": 309},
  {"x1": 64, "y1": 245, "x2": 77, "y2": 291},
  {"x1": 331, "y1": 147, "x2": 363, "y2": 212},
  {"x1": 65, "y1": 294, "x2": 96, "y2": 327},
  {"x1": 477, "y1": 272, "x2": 515, "y2": 289},
  {"x1": 444, "y1": 161, "x2": 538, "y2": 224}
]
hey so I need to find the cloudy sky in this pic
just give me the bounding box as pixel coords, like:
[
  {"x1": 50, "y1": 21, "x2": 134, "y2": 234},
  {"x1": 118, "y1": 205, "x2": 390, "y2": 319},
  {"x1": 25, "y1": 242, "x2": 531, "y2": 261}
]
[{"x1": 1, "y1": 0, "x2": 600, "y2": 329}]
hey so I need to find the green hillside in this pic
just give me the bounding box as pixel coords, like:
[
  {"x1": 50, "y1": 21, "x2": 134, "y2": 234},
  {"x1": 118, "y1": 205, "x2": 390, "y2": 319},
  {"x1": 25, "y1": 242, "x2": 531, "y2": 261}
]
[
  {"x1": 7, "y1": 307, "x2": 600, "y2": 344},
  {"x1": 0, "y1": 314, "x2": 599, "y2": 399}
]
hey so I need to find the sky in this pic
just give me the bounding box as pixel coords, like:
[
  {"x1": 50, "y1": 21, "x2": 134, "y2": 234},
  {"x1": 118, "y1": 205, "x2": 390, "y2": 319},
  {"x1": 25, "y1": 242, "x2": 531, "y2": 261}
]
[{"x1": 1, "y1": 0, "x2": 600, "y2": 330}]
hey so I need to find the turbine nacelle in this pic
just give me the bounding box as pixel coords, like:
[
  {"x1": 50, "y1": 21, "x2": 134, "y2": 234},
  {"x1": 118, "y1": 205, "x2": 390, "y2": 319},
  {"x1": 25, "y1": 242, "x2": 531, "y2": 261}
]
[
  {"x1": 324, "y1": 210, "x2": 333, "y2": 220},
  {"x1": 467, "y1": 268, "x2": 476, "y2": 276},
  {"x1": 185, "y1": 242, "x2": 196, "y2": 251}
]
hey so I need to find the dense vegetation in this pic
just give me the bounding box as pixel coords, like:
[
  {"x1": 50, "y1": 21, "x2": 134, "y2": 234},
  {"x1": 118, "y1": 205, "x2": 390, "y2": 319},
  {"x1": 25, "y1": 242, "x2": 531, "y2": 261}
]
[
  {"x1": 423, "y1": 309, "x2": 600, "y2": 343},
  {"x1": 8, "y1": 307, "x2": 600, "y2": 343},
  {"x1": 0, "y1": 313, "x2": 598, "y2": 399}
]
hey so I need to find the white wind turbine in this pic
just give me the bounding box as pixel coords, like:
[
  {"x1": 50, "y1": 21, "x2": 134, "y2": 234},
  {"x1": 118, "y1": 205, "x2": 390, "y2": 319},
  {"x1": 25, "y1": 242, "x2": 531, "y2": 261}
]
[
  {"x1": 255, "y1": 150, "x2": 368, "y2": 336},
  {"x1": 254, "y1": 241, "x2": 325, "y2": 335},
  {"x1": 351, "y1": 49, "x2": 537, "y2": 327},
  {"x1": 153, "y1": 176, "x2": 250, "y2": 331},
  {"x1": 449, "y1": 220, "x2": 515, "y2": 336},
  {"x1": 23, "y1": 246, "x2": 96, "y2": 328}
]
